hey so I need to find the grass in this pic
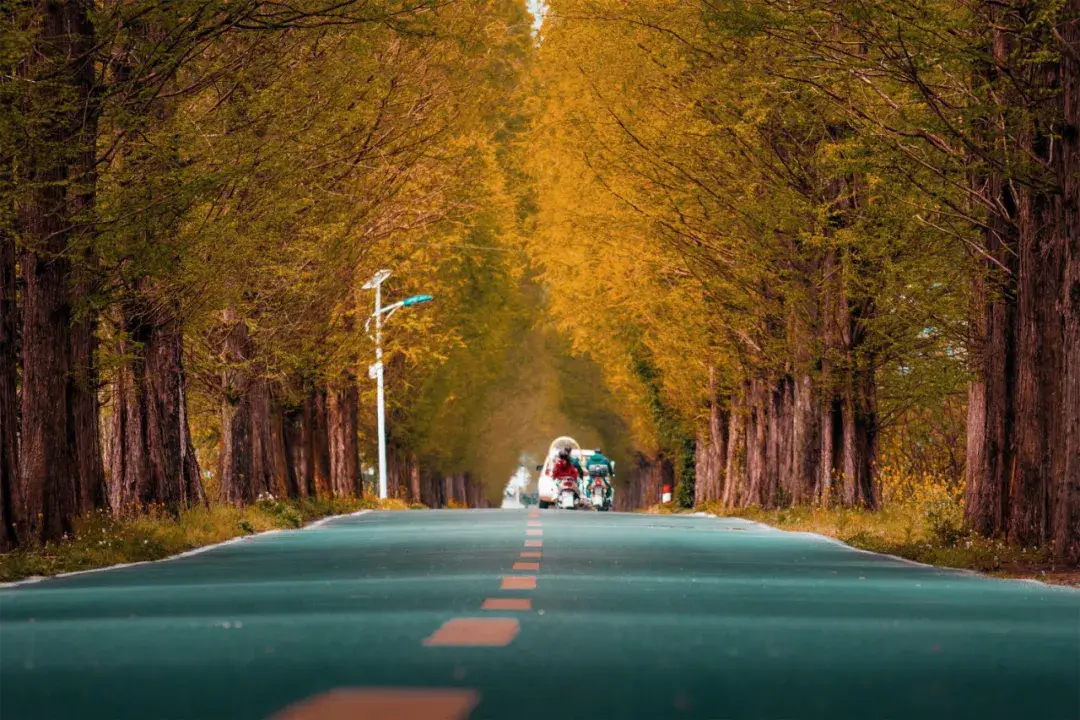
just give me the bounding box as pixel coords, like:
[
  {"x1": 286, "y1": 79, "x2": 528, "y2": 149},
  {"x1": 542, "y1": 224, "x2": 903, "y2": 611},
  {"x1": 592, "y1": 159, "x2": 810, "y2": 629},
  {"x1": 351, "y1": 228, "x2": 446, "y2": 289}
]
[
  {"x1": 692, "y1": 502, "x2": 1077, "y2": 586},
  {"x1": 0, "y1": 495, "x2": 418, "y2": 583}
]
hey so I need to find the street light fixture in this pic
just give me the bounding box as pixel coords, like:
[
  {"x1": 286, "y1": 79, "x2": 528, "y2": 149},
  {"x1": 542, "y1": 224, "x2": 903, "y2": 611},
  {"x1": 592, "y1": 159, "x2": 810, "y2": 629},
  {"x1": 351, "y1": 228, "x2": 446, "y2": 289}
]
[{"x1": 362, "y1": 270, "x2": 434, "y2": 500}]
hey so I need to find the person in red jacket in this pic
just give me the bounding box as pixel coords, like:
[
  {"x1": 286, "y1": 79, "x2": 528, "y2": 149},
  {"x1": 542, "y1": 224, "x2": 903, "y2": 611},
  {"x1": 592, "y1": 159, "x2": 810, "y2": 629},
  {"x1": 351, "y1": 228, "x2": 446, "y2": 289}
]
[{"x1": 551, "y1": 447, "x2": 583, "y2": 483}]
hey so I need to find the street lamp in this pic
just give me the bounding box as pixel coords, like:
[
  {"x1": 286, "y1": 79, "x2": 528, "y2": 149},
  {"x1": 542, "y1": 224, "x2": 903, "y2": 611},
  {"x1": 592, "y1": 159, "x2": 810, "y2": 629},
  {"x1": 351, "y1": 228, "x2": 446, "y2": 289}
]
[{"x1": 362, "y1": 269, "x2": 434, "y2": 499}]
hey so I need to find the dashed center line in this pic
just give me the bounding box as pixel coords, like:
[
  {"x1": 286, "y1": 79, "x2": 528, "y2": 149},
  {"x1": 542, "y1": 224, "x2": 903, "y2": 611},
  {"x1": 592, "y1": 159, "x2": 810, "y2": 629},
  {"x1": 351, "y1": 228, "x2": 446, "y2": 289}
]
[
  {"x1": 273, "y1": 688, "x2": 480, "y2": 719},
  {"x1": 501, "y1": 575, "x2": 537, "y2": 590},
  {"x1": 424, "y1": 618, "x2": 520, "y2": 647},
  {"x1": 482, "y1": 598, "x2": 532, "y2": 611},
  {"x1": 419, "y1": 512, "x2": 546, "y2": 653}
]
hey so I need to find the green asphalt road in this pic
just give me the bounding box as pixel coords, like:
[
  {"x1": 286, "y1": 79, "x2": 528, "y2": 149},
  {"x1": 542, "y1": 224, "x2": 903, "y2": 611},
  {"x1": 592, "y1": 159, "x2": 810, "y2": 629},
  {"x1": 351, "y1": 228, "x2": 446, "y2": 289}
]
[{"x1": 1, "y1": 509, "x2": 1078, "y2": 719}]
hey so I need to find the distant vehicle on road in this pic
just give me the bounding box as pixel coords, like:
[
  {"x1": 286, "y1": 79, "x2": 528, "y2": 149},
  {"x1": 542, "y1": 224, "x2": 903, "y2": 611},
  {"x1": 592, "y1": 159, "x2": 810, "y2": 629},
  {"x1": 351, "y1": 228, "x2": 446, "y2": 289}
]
[
  {"x1": 536, "y1": 438, "x2": 614, "y2": 510},
  {"x1": 537, "y1": 436, "x2": 581, "y2": 509}
]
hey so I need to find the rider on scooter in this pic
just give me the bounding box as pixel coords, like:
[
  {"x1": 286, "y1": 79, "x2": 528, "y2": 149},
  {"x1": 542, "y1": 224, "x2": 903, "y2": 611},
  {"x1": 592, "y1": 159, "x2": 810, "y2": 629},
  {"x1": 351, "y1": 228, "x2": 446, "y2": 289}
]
[
  {"x1": 551, "y1": 447, "x2": 584, "y2": 484},
  {"x1": 585, "y1": 449, "x2": 614, "y2": 504}
]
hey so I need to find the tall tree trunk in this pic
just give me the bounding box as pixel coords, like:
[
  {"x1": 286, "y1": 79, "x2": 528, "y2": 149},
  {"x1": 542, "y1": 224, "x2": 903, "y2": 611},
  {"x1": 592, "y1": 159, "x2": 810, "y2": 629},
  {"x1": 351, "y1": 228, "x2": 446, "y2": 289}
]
[
  {"x1": 312, "y1": 386, "x2": 331, "y2": 497},
  {"x1": 841, "y1": 363, "x2": 877, "y2": 508},
  {"x1": 443, "y1": 474, "x2": 454, "y2": 506},
  {"x1": 965, "y1": 8, "x2": 1021, "y2": 538},
  {"x1": 791, "y1": 372, "x2": 819, "y2": 504},
  {"x1": 965, "y1": 179, "x2": 1018, "y2": 537},
  {"x1": 1009, "y1": 135, "x2": 1060, "y2": 545},
  {"x1": 696, "y1": 369, "x2": 728, "y2": 505},
  {"x1": 454, "y1": 473, "x2": 467, "y2": 505},
  {"x1": 0, "y1": 231, "x2": 20, "y2": 550},
  {"x1": 219, "y1": 312, "x2": 254, "y2": 505},
  {"x1": 68, "y1": 10, "x2": 103, "y2": 515},
  {"x1": 250, "y1": 378, "x2": 284, "y2": 500},
  {"x1": 20, "y1": 240, "x2": 79, "y2": 541},
  {"x1": 694, "y1": 427, "x2": 711, "y2": 506},
  {"x1": 109, "y1": 305, "x2": 204, "y2": 513},
  {"x1": 283, "y1": 402, "x2": 312, "y2": 499},
  {"x1": 18, "y1": 0, "x2": 99, "y2": 545},
  {"x1": 1053, "y1": 4, "x2": 1080, "y2": 561},
  {"x1": 769, "y1": 377, "x2": 794, "y2": 508},
  {"x1": 723, "y1": 402, "x2": 745, "y2": 508},
  {"x1": 743, "y1": 380, "x2": 769, "y2": 506},
  {"x1": 327, "y1": 376, "x2": 360, "y2": 498},
  {"x1": 266, "y1": 402, "x2": 290, "y2": 497},
  {"x1": 408, "y1": 453, "x2": 421, "y2": 503}
]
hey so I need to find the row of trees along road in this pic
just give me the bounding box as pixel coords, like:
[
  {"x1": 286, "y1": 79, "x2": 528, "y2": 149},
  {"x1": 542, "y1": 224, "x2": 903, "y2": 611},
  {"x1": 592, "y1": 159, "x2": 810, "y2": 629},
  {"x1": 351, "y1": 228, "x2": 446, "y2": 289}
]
[
  {"x1": 2, "y1": 0, "x2": 1078, "y2": 564},
  {"x1": 526, "y1": 0, "x2": 1079, "y2": 561},
  {"x1": 1, "y1": 0, "x2": 541, "y2": 549}
]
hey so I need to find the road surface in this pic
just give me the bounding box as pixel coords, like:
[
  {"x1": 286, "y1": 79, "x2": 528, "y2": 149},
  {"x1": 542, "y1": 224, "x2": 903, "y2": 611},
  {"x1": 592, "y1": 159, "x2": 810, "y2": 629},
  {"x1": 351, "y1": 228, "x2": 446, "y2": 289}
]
[{"x1": 1, "y1": 509, "x2": 1077, "y2": 719}]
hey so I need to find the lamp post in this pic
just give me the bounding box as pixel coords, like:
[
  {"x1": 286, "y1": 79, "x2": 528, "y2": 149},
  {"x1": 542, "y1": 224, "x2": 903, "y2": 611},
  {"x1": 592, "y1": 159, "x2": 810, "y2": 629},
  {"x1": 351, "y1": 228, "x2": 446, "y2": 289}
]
[{"x1": 362, "y1": 269, "x2": 433, "y2": 499}]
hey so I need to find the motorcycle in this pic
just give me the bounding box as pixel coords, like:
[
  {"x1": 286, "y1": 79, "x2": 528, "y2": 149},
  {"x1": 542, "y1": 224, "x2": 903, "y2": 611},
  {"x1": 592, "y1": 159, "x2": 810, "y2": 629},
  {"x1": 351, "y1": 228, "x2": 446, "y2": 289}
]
[{"x1": 557, "y1": 477, "x2": 581, "y2": 509}]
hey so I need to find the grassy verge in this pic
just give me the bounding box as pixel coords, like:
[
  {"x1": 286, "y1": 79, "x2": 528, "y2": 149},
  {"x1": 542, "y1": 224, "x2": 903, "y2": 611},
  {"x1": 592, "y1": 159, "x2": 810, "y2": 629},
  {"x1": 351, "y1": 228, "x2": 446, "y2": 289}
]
[
  {"x1": 649, "y1": 503, "x2": 1077, "y2": 587},
  {"x1": 0, "y1": 496, "x2": 417, "y2": 583}
]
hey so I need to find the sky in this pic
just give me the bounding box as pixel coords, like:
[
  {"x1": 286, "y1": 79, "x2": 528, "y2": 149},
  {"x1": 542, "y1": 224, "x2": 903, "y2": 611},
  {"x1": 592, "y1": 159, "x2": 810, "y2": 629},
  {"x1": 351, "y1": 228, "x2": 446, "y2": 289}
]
[{"x1": 527, "y1": 0, "x2": 548, "y2": 33}]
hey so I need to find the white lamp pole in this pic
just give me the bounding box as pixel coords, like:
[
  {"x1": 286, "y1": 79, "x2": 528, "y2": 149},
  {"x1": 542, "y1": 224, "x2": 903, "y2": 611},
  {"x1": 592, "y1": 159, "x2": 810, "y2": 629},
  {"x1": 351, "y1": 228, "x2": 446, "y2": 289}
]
[{"x1": 362, "y1": 269, "x2": 432, "y2": 500}]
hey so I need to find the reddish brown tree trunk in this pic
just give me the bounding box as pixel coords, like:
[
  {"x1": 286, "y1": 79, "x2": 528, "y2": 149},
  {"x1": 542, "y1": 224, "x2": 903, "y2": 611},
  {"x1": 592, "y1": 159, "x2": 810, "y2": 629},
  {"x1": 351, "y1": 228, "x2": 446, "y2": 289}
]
[
  {"x1": 696, "y1": 370, "x2": 728, "y2": 505},
  {"x1": 723, "y1": 402, "x2": 745, "y2": 508},
  {"x1": 768, "y1": 377, "x2": 794, "y2": 508},
  {"x1": 408, "y1": 454, "x2": 421, "y2": 503},
  {"x1": 18, "y1": 0, "x2": 100, "y2": 544},
  {"x1": 443, "y1": 474, "x2": 454, "y2": 505},
  {"x1": 819, "y1": 395, "x2": 842, "y2": 506},
  {"x1": 312, "y1": 387, "x2": 331, "y2": 497},
  {"x1": 68, "y1": 14, "x2": 103, "y2": 515},
  {"x1": 250, "y1": 378, "x2": 290, "y2": 499},
  {"x1": 0, "y1": 232, "x2": 20, "y2": 550},
  {"x1": 327, "y1": 376, "x2": 360, "y2": 498},
  {"x1": 965, "y1": 183, "x2": 1019, "y2": 537},
  {"x1": 965, "y1": 10, "x2": 1021, "y2": 538},
  {"x1": 20, "y1": 239, "x2": 79, "y2": 542},
  {"x1": 1009, "y1": 147, "x2": 1060, "y2": 545},
  {"x1": 109, "y1": 307, "x2": 204, "y2": 513},
  {"x1": 743, "y1": 379, "x2": 770, "y2": 506},
  {"x1": 694, "y1": 427, "x2": 711, "y2": 506},
  {"x1": 283, "y1": 402, "x2": 313, "y2": 499},
  {"x1": 791, "y1": 372, "x2": 819, "y2": 504},
  {"x1": 71, "y1": 296, "x2": 105, "y2": 514},
  {"x1": 220, "y1": 313, "x2": 254, "y2": 505},
  {"x1": 841, "y1": 369, "x2": 877, "y2": 509},
  {"x1": 267, "y1": 403, "x2": 290, "y2": 497},
  {"x1": 454, "y1": 473, "x2": 467, "y2": 505},
  {"x1": 1053, "y1": 5, "x2": 1080, "y2": 561}
]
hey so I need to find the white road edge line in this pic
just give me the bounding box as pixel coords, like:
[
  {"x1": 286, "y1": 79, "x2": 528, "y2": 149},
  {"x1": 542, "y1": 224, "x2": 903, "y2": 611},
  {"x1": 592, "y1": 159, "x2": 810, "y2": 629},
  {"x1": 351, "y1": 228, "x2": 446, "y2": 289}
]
[{"x1": 0, "y1": 509, "x2": 374, "y2": 590}]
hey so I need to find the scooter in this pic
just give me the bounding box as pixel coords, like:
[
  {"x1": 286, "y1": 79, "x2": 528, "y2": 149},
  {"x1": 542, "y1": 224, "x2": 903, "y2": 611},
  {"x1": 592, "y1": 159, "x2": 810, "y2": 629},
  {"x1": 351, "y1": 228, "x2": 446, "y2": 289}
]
[
  {"x1": 589, "y1": 476, "x2": 611, "y2": 511},
  {"x1": 557, "y1": 477, "x2": 581, "y2": 509}
]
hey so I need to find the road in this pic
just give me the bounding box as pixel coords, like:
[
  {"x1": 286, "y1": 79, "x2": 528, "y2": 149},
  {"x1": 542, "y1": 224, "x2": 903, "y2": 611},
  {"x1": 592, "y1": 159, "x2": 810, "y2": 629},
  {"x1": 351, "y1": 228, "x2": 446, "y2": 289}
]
[{"x1": 1, "y1": 509, "x2": 1077, "y2": 720}]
